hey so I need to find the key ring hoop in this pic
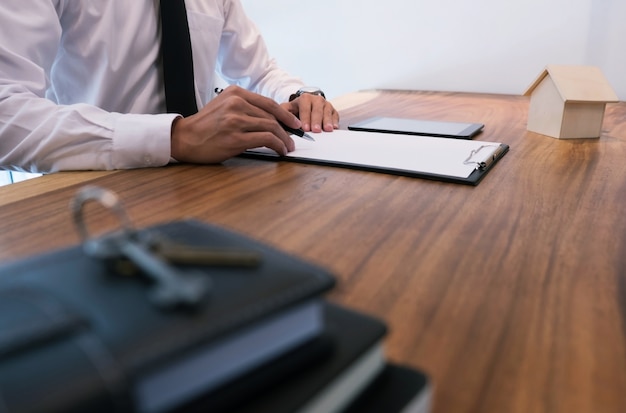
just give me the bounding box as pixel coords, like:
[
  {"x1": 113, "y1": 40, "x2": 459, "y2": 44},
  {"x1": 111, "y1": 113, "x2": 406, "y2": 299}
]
[{"x1": 70, "y1": 186, "x2": 135, "y2": 245}]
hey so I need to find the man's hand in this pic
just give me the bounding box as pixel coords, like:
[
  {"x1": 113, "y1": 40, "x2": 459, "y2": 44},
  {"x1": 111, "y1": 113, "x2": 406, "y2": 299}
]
[
  {"x1": 170, "y1": 86, "x2": 300, "y2": 163},
  {"x1": 281, "y1": 93, "x2": 340, "y2": 133}
]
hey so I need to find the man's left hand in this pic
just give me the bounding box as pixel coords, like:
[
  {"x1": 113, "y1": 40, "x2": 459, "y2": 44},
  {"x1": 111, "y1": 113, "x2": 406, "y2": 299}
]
[{"x1": 281, "y1": 93, "x2": 339, "y2": 133}]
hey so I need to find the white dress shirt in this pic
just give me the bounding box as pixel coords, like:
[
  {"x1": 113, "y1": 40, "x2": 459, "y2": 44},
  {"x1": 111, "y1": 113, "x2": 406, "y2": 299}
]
[{"x1": 0, "y1": 0, "x2": 304, "y2": 172}]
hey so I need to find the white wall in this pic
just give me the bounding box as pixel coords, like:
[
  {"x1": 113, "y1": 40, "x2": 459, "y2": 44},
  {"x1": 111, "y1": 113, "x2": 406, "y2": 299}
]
[{"x1": 241, "y1": 0, "x2": 626, "y2": 100}]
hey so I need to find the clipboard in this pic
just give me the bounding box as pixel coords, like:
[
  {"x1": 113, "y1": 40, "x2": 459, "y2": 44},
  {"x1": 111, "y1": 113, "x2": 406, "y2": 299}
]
[{"x1": 243, "y1": 129, "x2": 509, "y2": 186}]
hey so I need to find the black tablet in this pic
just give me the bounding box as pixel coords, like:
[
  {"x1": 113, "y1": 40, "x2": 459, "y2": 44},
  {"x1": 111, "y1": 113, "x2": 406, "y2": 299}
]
[{"x1": 348, "y1": 117, "x2": 484, "y2": 139}]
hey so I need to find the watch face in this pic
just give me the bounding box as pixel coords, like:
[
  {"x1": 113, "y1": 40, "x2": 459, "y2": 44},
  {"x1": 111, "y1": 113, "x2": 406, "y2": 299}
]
[
  {"x1": 299, "y1": 87, "x2": 323, "y2": 94},
  {"x1": 289, "y1": 87, "x2": 325, "y2": 102}
]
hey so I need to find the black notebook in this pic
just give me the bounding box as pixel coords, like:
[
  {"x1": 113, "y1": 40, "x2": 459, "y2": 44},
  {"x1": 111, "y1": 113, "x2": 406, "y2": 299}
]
[
  {"x1": 343, "y1": 363, "x2": 432, "y2": 413},
  {"x1": 193, "y1": 303, "x2": 431, "y2": 413},
  {"x1": 0, "y1": 220, "x2": 335, "y2": 413}
]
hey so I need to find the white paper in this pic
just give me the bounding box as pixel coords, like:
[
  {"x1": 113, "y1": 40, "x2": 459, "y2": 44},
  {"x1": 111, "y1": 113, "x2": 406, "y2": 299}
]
[{"x1": 247, "y1": 129, "x2": 503, "y2": 179}]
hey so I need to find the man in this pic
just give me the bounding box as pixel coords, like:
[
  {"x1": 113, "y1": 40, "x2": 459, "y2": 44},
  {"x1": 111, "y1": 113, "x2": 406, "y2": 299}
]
[{"x1": 0, "y1": 0, "x2": 339, "y2": 173}]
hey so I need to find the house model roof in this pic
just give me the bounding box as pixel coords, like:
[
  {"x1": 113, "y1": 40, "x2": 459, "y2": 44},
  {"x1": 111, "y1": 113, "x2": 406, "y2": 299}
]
[{"x1": 524, "y1": 65, "x2": 619, "y2": 103}]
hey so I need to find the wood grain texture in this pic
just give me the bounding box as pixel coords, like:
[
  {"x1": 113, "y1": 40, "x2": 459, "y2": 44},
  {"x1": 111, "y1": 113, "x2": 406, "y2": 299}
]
[{"x1": 1, "y1": 90, "x2": 626, "y2": 413}]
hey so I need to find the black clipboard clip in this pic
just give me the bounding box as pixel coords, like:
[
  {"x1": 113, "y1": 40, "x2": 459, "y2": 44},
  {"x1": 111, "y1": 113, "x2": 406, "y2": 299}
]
[{"x1": 463, "y1": 145, "x2": 507, "y2": 170}]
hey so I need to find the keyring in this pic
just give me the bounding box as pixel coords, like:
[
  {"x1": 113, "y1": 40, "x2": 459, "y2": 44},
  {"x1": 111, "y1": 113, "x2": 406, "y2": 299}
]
[{"x1": 70, "y1": 185, "x2": 135, "y2": 247}]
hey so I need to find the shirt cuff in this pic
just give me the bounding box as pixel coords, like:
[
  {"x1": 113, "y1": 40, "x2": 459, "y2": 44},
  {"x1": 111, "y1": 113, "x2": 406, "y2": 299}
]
[{"x1": 111, "y1": 113, "x2": 179, "y2": 169}]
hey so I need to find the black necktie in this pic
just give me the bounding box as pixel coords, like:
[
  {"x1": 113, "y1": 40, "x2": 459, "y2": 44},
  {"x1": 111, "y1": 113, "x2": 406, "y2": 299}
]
[{"x1": 159, "y1": 0, "x2": 199, "y2": 117}]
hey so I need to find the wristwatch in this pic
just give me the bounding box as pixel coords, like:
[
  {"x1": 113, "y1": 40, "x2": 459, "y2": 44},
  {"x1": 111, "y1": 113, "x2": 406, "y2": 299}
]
[{"x1": 289, "y1": 86, "x2": 326, "y2": 102}]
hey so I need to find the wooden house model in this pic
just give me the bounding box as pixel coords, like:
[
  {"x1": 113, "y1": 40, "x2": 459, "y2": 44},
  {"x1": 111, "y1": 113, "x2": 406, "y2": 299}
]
[{"x1": 523, "y1": 65, "x2": 618, "y2": 139}]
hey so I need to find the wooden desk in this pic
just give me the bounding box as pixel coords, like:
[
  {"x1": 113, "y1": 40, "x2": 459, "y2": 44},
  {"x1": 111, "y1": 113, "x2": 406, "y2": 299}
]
[{"x1": 2, "y1": 90, "x2": 626, "y2": 413}]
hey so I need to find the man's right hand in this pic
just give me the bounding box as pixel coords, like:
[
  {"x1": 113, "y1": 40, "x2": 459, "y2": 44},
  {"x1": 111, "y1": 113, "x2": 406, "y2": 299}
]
[{"x1": 170, "y1": 86, "x2": 300, "y2": 163}]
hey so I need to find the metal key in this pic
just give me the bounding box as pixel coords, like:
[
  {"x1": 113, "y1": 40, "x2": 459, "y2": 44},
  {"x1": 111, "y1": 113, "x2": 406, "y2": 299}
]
[
  {"x1": 150, "y1": 237, "x2": 263, "y2": 268},
  {"x1": 99, "y1": 234, "x2": 262, "y2": 277},
  {"x1": 85, "y1": 230, "x2": 212, "y2": 309},
  {"x1": 71, "y1": 186, "x2": 211, "y2": 309}
]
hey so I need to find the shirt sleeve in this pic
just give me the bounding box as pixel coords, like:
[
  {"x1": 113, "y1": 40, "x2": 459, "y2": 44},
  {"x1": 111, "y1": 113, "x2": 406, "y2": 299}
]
[
  {"x1": 0, "y1": 0, "x2": 175, "y2": 173},
  {"x1": 216, "y1": 0, "x2": 305, "y2": 103}
]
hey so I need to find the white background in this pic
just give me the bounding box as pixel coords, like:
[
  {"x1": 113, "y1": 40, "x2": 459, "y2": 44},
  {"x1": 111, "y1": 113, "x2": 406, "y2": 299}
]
[{"x1": 241, "y1": 0, "x2": 626, "y2": 100}]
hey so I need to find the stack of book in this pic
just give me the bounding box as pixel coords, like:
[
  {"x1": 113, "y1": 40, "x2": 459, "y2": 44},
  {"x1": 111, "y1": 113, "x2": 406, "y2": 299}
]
[
  {"x1": 186, "y1": 302, "x2": 432, "y2": 413},
  {"x1": 0, "y1": 219, "x2": 430, "y2": 413}
]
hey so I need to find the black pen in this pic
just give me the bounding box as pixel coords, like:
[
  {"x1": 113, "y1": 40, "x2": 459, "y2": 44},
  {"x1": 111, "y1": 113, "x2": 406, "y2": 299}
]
[
  {"x1": 214, "y1": 88, "x2": 315, "y2": 142},
  {"x1": 279, "y1": 121, "x2": 316, "y2": 142}
]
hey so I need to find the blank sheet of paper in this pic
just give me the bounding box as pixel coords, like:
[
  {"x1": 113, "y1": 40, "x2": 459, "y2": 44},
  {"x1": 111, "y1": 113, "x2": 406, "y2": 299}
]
[{"x1": 246, "y1": 129, "x2": 504, "y2": 179}]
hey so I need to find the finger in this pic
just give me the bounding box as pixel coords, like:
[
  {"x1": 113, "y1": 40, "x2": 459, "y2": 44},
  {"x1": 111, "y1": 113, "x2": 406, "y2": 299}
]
[
  {"x1": 194, "y1": 98, "x2": 295, "y2": 153},
  {"x1": 237, "y1": 116, "x2": 296, "y2": 152},
  {"x1": 296, "y1": 98, "x2": 313, "y2": 132},
  {"x1": 323, "y1": 104, "x2": 340, "y2": 131},
  {"x1": 214, "y1": 92, "x2": 298, "y2": 143},
  {"x1": 260, "y1": 118, "x2": 296, "y2": 152},
  {"x1": 245, "y1": 131, "x2": 292, "y2": 156},
  {"x1": 308, "y1": 96, "x2": 326, "y2": 133},
  {"x1": 280, "y1": 101, "x2": 298, "y2": 116}
]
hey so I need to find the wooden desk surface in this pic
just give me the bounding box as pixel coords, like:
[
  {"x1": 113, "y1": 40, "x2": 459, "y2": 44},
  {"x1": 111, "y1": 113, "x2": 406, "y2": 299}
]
[{"x1": 2, "y1": 90, "x2": 626, "y2": 413}]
